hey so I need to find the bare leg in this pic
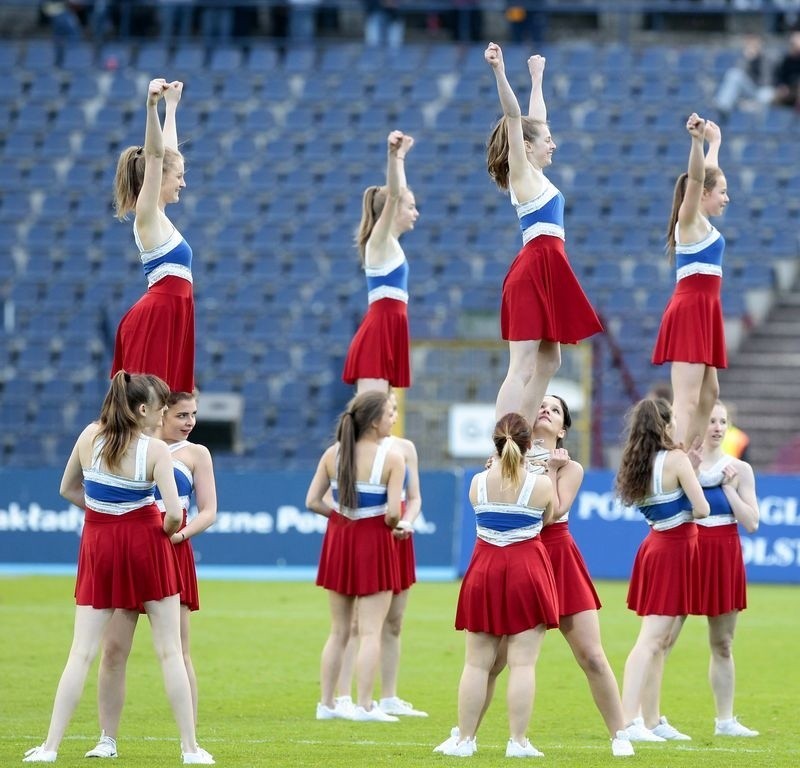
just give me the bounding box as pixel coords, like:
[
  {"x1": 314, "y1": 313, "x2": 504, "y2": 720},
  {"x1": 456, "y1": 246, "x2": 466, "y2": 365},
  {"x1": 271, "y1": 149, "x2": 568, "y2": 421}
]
[
  {"x1": 355, "y1": 591, "x2": 393, "y2": 708},
  {"x1": 97, "y1": 609, "x2": 139, "y2": 738},
  {"x1": 335, "y1": 613, "x2": 358, "y2": 699},
  {"x1": 381, "y1": 589, "x2": 409, "y2": 698},
  {"x1": 506, "y1": 627, "x2": 545, "y2": 743},
  {"x1": 671, "y1": 362, "x2": 718, "y2": 449},
  {"x1": 145, "y1": 595, "x2": 197, "y2": 753},
  {"x1": 320, "y1": 591, "x2": 354, "y2": 707},
  {"x1": 560, "y1": 610, "x2": 625, "y2": 736},
  {"x1": 708, "y1": 612, "x2": 739, "y2": 721},
  {"x1": 41, "y1": 606, "x2": 113, "y2": 752},
  {"x1": 641, "y1": 616, "x2": 685, "y2": 727},
  {"x1": 179, "y1": 605, "x2": 198, "y2": 727},
  {"x1": 457, "y1": 632, "x2": 501, "y2": 740},
  {"x1": 356, "y1": 378, "x2": 390, "y2": 394}
]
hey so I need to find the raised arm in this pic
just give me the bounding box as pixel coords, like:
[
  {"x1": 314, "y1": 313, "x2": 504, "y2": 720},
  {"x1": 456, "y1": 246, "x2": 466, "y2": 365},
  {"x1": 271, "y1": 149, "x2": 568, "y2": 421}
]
[
  {"x1": 367, "y1": 130, "x2": 412, "y2": 250},
  {"x1": 677, "y1": 113, "x2": 707, "y2": 233},
  {"x1": 704, "y1": 119, "x2": 722, "y2": 168},
  {"x1": 721, "y1": 461, "x2": 759, "y2": 533},
  {"x1": 171, "y1": 445, "x2": 217, "y2": 545},
  {"x1": 527, "y1": 54, "x2": 547, "y2": 122},
  {"x1": 135, "y1": 79, "x2": 169, "y2": 238},
  {"x1": 162, "y1": 80, "x2": 183, "y2": 153}
]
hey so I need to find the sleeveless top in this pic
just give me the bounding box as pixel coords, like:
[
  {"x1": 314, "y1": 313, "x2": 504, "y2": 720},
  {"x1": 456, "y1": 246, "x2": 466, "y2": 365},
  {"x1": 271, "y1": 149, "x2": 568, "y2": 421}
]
[
  {"x1": 674, "y1": 221, "x2": 724, "y2": 283},
  {"x1": 331, "y1": 439, "x2": 392, "y2": 520},
  {"x1": 635, "y1": 450, "x2": 694, "y2": 531},
  {"x1": 510, "y1": 178, "x2": 565, "y2": 245},
  {"x1": 473, "y1": 470, "x2": 545, "y2": 546},
  {"x1": 697, "y1": 455, "x2": 737, "y2": 527},
  {"x1": 134, "y1": 225, "x2": 193, "y2": 288},
  {"x1": 83, "y1": 435, "x2": 156, "y2": 515},
  {"x1": 365, "y1": 252, "x2": 409, "y2": 305},
  {"x1": 154, "y1": 440, "x2": 194, "y2": 513}
]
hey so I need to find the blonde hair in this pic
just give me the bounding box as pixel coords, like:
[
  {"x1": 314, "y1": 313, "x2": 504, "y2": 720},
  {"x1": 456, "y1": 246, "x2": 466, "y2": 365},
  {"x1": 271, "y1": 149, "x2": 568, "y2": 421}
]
[
  {"x1": 492, "y1": 412, "x2": 532, "y2": 489},
  {"x1": 486, "y1": 116, "x2": 547, "y2": 190},
  {"x1": 665, "y1": 166, "x2": 724, "y2": 261},
  {"x1": 113, "y1": 146, "x2": 183, "y2": 220}
]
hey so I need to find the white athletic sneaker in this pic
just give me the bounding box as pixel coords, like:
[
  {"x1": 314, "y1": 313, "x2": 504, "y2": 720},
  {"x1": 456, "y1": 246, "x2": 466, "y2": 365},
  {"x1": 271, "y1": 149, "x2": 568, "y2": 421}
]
[
  {"x1": 651, "y1": 716, "x2": 691, "y2": 741},
  {"x1": 316, "y1": 702, "x2": 340, "y2": 720},
  {"x1": 379, "y1": 696, "x2": 429, "y2": 717},
  {"x1": 182, "y1": 747, "x2": 215, "y2": 765},
  {"x1": 611, "y1": 731, "x2": 635, "y2": 757},
  {"x1": 434, "y1": 726, "x2": 460, "y2": 753},
  {"x1": 623, "y1": 717, "x2": 666, "y2": 742},
  {"x1": 441, "y1": 738, "x2": 477, "y2": 757},
  {"x1": 505, "y1": 738, "x2": 544, "y2": 757},
  {"x1": 334, "y1": 695, "x2": 358, "y2": 720},
  {"x1": 85, "y1": 732, "x2": 118, "y2": 758},
  {"x1": 23, "y1": 746, "x2": 57, "y2": 763},
  {"x1": 350, "y1": 701, "x2": 399, "y2": 722},
  {"x1": 715, "y1": 716, "x2": 759, "y2": 737}
]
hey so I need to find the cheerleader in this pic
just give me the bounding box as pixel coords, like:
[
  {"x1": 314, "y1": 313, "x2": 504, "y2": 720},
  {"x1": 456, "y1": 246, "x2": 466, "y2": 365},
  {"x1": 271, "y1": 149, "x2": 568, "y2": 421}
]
[
  {"x1": 342, "y1": 130, "x2": 418, "y2": 393},
  {"x1": 442, "y1": 413, "x2": 557, "y2": 758},
  {"x1": 652, "y1": 115, "x2": 728, "y2": 450},
  {"x1": 616, "y1": 398, "x2": 709, "y2": 744},
  {"x1": 24, "y1": 372, "x2": 213, "y2": 764},
  {"x1": 111, "y1": 78, "x2": 195, "y2": 394},
  {"x1": 85, "y1": 391, "x2": 218, "y2": 758},
  {"x1": 485, "y1": 44, "x2": 602, "y2": 422},
  {"x1": 306, "y1": 391, "x2": 404, "y2": 722}
]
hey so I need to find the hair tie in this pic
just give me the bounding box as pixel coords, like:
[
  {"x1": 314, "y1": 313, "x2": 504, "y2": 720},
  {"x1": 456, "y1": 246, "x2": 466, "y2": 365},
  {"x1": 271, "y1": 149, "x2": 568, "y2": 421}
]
[
  {"x1": 135, "y1": 146, "x2": 143, "y2": 156},
  {"x1": 123, "y1": 372, "x2": 131, "y2": 383}
]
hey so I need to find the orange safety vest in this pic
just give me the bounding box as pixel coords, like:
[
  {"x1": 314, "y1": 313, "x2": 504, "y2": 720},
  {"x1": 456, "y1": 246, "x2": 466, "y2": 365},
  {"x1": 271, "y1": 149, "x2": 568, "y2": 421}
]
[{"x1": 722, "y1": 425, "x2": 750, "y2": 459}]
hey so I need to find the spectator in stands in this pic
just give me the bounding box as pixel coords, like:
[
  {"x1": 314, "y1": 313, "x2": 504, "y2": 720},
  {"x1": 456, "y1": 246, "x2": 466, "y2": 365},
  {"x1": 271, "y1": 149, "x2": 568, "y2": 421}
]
[
  {"x1": 505, "y1": 1, "x2": 546, "y2": 45},
  {"x1": 306, "y1": 391, "x2": 404, "y2": 722},
  {"x1": 437, "y1": 412, "x2": 556, "y2": 757},
  {"x1": 200, "y1": 3, "x2": 233, "y2": 42},
  {"x1": 658, "y1": 400, "x2": 760, "y2": 739},
  {"x1": 112, "y1": 79, "x2": 195, "y2": 395},
  {"x1": 652, "y1": 115, "x2": 728, "y2": 452},
  {"x1": 362, "y1": 0, "x2": 405, "y2": 49},
  {"x1": 85, "y1": 391, "x2": 218, "y2": 759},
  {"x1": 23, "y1": 372, "x2": 213, "y2": 764},
  {"x1": 335, "y1": 389, "x2": 427, "y2": 719},
  {"x1": 158, "y1": 0, "x2": 194, "y2": 42},
  {"x1": 714, "y1": 34, "x2": 775, "y2": 119},
  {"x1": 616, "y1": 398, "x2": 709, "y2": 744},
  {"x1": 485, "y1": 43, "x2": 602, "y2": 425},
  {"x1": 772, "y1": 30, "x2": 800, "y2": 109},
  {"x1": 40, "y1": 1, "x2": 82, "y2": 64},
  {"x1": 342, "y1": 131, "x2": 417, "y2": 394}
]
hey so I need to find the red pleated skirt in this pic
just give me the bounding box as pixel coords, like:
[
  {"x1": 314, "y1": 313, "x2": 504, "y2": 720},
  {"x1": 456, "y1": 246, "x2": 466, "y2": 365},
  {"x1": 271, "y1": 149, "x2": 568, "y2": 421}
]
[
  {"x1": 652, "y1": 274, "x2": 727, "y2": 368},
  {"x1": 316, "y1": 512, "x2": 400, "y2": 596},
  {"x1": 627, "y1": 523, "x2": 700, "y2": 617},
  {"x1": 540, "y1": 522, "x2": 601, "y2": 617},
  {"x1": 696, "y1": 524, "x2": 747, "y2": 616},
  {"x1": 75, "y1": 505, "x2": 181, "y2": 610},
  {"x1": 342, "y1": 298, "x2": 410, "y2": 387},
  {"x1": 455, "y1": 537, "x2": 559, "y2": 636},
  {"x1": 395, "y1": 535, "x2": 417, "y2": 592},
  {"x1": 112, "y1": 276, "x2": 196, "y2": 393},
  {"x1": 501, "y1": 236, "x2": 603, "y2": 343},
  {"x1": 175, "y1": 510, "x2": 199, "y2": 611}
]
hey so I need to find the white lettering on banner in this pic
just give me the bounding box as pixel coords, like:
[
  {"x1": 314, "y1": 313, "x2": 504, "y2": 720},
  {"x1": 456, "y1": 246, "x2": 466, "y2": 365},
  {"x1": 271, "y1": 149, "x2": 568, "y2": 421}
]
[
  {"x1": 758, "y1": 497, "x2": 799, "y2": 526},
  {"x1": 0, "y1": 503, "x2": 84, "y2": 534},
  {"x1": 209, "y1": 511, "x2": 275, "y2": 534},
  {"x1": 741, "y1": 537, "x2": 800, "y2": 567},
  {"x1": 575, "y1": 492, "x2": 640, "y2": 522},
  {"x1": 276, "y1": 506, "x2": 328, "y2": 534}
]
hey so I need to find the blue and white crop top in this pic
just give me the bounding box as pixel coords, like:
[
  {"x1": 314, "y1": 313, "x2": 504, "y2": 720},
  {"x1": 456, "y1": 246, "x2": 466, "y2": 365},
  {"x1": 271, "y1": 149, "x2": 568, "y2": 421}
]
[
  {"x1": 83, "y1": 435, "x2": 156, "y2": 515},
  {"x1": 154, "y1": 441, "x2": 194, "y2": 513},
  {"x1": 696, "y1": 455, "x2": 736, "y2": 527},
  {"x1": 636, "y1": 451, "x2": 694, "y2": 531},
  {"x1": 365, "y1": 252, "x2": 409, "y2": 305},
  {"x1": 331, "y1": 439, "x2": 392, "y2": 520},
  {"x1": 473, "y1": 470, "x2": 545, "y2": 546},
  {"x1": 674, "y1": 222, "x2": 724, "y2": 282},
  {"x1": 510, "y1": 178, "x2": 565, "y2": 245},
  {"x1": 134, "y1": 225, "x2": 193, "y2": 288}
]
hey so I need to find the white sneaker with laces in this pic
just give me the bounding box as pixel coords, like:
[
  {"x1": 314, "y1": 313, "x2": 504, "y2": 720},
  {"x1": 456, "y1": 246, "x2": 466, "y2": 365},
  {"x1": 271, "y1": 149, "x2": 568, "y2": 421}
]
[
  {"x1": 379, "y1": 696, "x2": 429, "y2": 717},
  {"x1": 182, "y1": 746, "x2": 215, "y2": 765},
  {"x1": 505, "y1": 738, "x2": 544, "y2": 757},
  {"x1": 611, "y1": 731, "x2": 635, "y2": 757},
  {"x1": 350, "y1": 701, "x2": 399, "y2": 722},
  {"x1": 334, "y1": 695, "x2": 357, "y2": 719},
  {"x1": 715, "y1": 716, "x2": 759, "y2": 737},
  {"x1": 623, "y1": 717, "x2": 666, "y2": 742},
  {"x1": 85, "y1": 732, "x2": 118, "y2": 758},
  {"x1": 441, "y1": 738, "x2": 476, "y2": 757},
  {"x1": 651, "y1": 715, "x2": 691, "y2": 741},
  {"x1": 316, "y1": 702, "x2": 342, "y2": 720},
  {"x1": 434, "y1": 726, "x2": 460, "y2": 753},
  {"x1": 23, "y1": 746, "x2": 57, "y2": 763}
]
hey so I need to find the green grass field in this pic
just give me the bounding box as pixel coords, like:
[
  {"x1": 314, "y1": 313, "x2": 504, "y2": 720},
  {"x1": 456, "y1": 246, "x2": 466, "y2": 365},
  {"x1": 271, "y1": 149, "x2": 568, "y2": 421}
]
[{"x1": 1, "y1": 577, "x2": 798, "y2": 767}]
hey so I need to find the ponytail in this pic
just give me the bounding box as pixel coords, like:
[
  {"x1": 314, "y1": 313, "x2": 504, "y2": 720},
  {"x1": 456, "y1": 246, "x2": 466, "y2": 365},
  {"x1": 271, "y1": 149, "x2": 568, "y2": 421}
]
[
  {"x1": 665, "y1": 166, "x2": 724, "y2": 261},
  {"x1": 492, "y1": 412, "x2": 532, "y2": 489},
  {"x1": 355, "y1": 185, "x2": 387, "y2": 265}
]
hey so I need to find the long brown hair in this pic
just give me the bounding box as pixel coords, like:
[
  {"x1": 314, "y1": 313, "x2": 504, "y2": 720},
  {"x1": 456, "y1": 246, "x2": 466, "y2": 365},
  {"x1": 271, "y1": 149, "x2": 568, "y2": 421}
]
[
  {"x1": 492, "y1": 412, "x2": 532, "y2": 489},
  {"x1": 486, "y1": 115, "x2": 547, "y2": 191},
  {"x1": 615, "y1": 398, "x2": 676, "y2": 505},
  {"x1": 665, "y1": 166, "x2": 724, "y2": 260},
  {"x1": 113, "y1": 146, "x2": 183, "y2": 220},
  {"x1": 96, "y1": 371, "x2": 170, "y2": 472},
  {"x1": 335, "y1": 391, "x2": 391, "y2": 511},
  {"x1": 549, "y1": 394, "x2": 572, "y2": 450}
]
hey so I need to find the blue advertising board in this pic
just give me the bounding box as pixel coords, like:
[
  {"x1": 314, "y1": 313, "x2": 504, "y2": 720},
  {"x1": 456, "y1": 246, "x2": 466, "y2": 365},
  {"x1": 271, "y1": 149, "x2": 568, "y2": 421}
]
[{"x1": 457, "y1": 469, "x2": 800, "y2": 584}]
